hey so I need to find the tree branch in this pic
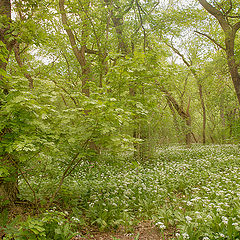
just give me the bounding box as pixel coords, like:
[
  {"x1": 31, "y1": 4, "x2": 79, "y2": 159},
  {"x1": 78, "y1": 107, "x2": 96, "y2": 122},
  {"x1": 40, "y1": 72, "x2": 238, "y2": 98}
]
[
  {"x1": 198, "y1": 0, "x2": 230, "y2": 32},
  {"x1": 194, "y1": 30, "x2": 226, "y2": 50},
  {"x1": 233, "y1": 22, "x2": 240, "y2": 35},
  {"x1": 225, "y1": 0, "x2": 232, "y2": 15},
  {"x1": 155, "y1": 80, "x2": 189, "y2": 120},
  {"x1": 59, "y1": 0, "x2": 85, "y2": 68},
  {"x1": 52, "y1": 78, "x2": 78, "y2": 106},
  {"x1": 136, "y1": 0, "x2": 146, "y2": 52},
  {"x1": 14, "y1": 42, "x2": 34, "y2": 89},
  {"x1": 165, "y1": 42, "x2": 191, "y2": 67}
]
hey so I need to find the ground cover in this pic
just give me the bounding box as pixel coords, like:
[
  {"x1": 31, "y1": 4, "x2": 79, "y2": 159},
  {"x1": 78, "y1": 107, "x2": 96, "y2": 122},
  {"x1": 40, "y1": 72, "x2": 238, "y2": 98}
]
[{"x1": 2, "y1": 144, "x2": 240, "y2": 239}]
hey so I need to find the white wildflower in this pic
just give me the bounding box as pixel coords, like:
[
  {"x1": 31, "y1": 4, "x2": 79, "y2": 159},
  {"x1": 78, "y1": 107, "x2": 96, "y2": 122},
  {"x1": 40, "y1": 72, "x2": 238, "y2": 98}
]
[
  {"x1": 222, "y1": 216, "x2": 228, "y2": 225},
  {"x1": 203, "y1": 237, "x2": 210, "y2": 240},
  {"x1": 58, "y1": 221, "x2": 63, "y2": 225},
  {"x1": 182, "y1": 232, "x2": 189, "y2": 239},
  {"x1": 155, "y1": 221, "x2": 166, "y2": 229},
  {"x1": 71, "y1": 217, "x2": 80, "y2": 222},
  {"x1": 186, "y1": 201, "x2": 193, "y2": 206},
  {"x1": 176, "y1": 233, "x2": 180, "y2": 237},
  {"x1": 186, "y1": 216, "x2": 192, "y2": 223}
]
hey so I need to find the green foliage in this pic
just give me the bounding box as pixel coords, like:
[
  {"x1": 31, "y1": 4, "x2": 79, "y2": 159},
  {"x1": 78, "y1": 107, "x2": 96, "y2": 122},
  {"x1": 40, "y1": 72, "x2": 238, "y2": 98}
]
[
  {"x1": 16, "y1": 144, "x2": 240, "y2": 238},
  {"x1": 3, "y1": 210, "x2": 77, "y2": 240},
  {"x1": 2, "y1": 1, "x2": 240, "y2": 239}
]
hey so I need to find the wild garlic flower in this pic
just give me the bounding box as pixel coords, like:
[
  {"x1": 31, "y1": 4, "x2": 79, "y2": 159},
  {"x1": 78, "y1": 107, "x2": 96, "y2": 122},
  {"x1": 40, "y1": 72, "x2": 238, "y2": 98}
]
[
  {"x1": 222, "y1": 216, "x2": 228, "y2": 225},
  {"x1": 185, "y1": 216, "x2": 192, "y2": 223},
  {"x1": 182, "y1": 233, "x2": 189, "y2": 239},
  {"x1": 202, "y1": 237, "x2": 210, "y2": 240},
  {"x1": 155, "y1": 221, "x2": 166, "y2": 229}
]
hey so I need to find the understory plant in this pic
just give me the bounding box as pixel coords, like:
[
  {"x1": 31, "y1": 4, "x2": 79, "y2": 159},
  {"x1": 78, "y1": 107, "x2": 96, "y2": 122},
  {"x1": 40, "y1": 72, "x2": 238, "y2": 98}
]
[{"x1": 3, "y1": 210, "x2": 77, "y2": 240}]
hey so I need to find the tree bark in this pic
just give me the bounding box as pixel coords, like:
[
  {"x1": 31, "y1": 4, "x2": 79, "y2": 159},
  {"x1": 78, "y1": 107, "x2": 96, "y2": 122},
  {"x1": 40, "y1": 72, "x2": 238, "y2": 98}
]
[
  {"x1": 103, "y1": 0, "x2": 145, "y2": 158},
  {"x1": 198, "y1": 84, "x2": 206, "y2": 143},
  {"x1": 59, "y1": 0, "x2": 101, "y2": 155}
]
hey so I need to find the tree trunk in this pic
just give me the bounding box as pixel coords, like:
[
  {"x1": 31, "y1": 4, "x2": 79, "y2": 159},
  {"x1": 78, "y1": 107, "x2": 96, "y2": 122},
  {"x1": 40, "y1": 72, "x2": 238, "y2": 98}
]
[
  {"x1": 0, "y1": 0, "x2": 18, "y2": 207},
  {"x1": 198, "y1": 83, "x2": 206, "y2": 144},
  {"x1": 59, "y1": 0, "x2": 90, "y2": 97},
  {"x1": 14, "y1": 43, "x2": 34, "y2": 89},
  {"x1": 166, "y1": 98, "x2": 182, "y2": 143},
  {"x1": 59, "y1": 0, "x2": 102, "y2": 154},
  {"x1": 166, "y1": 43, "x2": 206, "y2": 144},
  {"x1": 156, "y1": 82, "x2": 192, "y2": 146},
  {"x1": 225, "y1": 35, "x2": 240, "y2": 106},
  {"x1": 103, "y1": 0, "x2": 145, "y2": 158}
]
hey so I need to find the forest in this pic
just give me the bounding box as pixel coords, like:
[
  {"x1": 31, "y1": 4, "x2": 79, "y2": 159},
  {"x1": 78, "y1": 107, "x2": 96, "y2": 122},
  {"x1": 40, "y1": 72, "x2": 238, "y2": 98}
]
[{"x1": 0, "y1": 0, "x2": 240, "y2": 239}]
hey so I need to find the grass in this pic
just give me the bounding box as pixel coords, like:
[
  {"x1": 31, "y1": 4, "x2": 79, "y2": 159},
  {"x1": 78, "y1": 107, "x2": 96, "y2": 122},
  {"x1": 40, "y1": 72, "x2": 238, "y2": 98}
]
[{"x1": 13, "y1": 144, "x2": 240, "y2": 239}]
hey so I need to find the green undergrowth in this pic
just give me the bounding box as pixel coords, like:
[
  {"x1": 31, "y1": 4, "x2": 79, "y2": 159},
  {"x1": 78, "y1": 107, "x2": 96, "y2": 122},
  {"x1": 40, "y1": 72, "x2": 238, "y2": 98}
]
[{"x1": 3, "y1": 144, "x2": 240, "y2": 239}]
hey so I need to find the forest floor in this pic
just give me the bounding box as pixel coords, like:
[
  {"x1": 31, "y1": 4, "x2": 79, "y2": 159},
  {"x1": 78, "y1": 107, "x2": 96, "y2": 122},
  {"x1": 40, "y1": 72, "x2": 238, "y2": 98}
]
[
  {"x1": 73, "y1": 221, "x2": 175, "y2": 240},
  {"x1": 2, "y1": 145, "x2": 240, "y2": 239}
]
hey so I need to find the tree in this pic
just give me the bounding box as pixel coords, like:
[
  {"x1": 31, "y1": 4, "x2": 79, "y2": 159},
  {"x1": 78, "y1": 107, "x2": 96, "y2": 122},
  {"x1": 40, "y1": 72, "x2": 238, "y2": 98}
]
[
  {"x1": 0, "y1": 0, "x2": 18, "y2": 206},
  {"x1": 166, "y1": 42, "x2": 206, "y2": 144},
  {"x1": 197, "y1": 0, "x2": 240, "y2": 106}
]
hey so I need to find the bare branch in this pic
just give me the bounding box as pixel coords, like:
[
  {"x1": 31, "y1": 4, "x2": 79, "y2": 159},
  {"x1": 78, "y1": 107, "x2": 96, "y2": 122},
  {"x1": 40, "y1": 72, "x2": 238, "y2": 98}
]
[
  {"x1": 165, "y1": 42, "x2": 191, "y2": 67},
  {"x1": 155, "y1": 80, "x2": 189, "y2": 120},
  {"x1": 225, "y1": 15, "x2": 240, "y2": 19},
  {"x1": 136, "y1": 0, "x2": 146, "y2": 52},
  {"x1": 52, "y1": 78, "x2": 78, "y2": 106},
  {"x1": 194, "y1": 30, "x2": 226, "y2": 50},
  {"x1": 85, "y1": 48, "x2": 100, "y2": 55}
]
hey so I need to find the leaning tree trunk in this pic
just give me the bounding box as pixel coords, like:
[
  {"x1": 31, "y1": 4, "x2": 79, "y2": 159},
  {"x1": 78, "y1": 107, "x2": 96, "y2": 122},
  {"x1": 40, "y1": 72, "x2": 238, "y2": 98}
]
[
  {"x1": 0, "y1": 0, "x2": 18, "y2": 208},
  {"x1": 166, "y1": 43, "x2": 206, "y2": 144},
  {"x1": 156, "y1": 82, "x2": 192, "y2": 146}
]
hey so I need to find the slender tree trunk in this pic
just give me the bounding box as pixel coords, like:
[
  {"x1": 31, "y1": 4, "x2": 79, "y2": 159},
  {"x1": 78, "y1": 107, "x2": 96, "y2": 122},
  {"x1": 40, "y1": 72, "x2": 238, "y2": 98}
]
[
  {"x1": 59, "y1": 0, "x2": 101, "y2": 154},
  {"x1": 103, "y1": 0, "x2": 130, "y2": 55},
  {"x1": 14, "y1": 43, "x2": 34, "y2": 89},
  {"x1": 103, "y1": 0, "x2": 144, "y2": 158},
  {"x1": 185, "y1": 98, "x2": 191, "y2": 146},
  {"x1": 0, "y1": 155, "x2": 18, "y2": 208},
  {"x1": 166, "y1": 99, "x2": 182, "y2": 143},
  {"x1": 198, "y1": 84, "x2": 206, "y2": 143}
]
